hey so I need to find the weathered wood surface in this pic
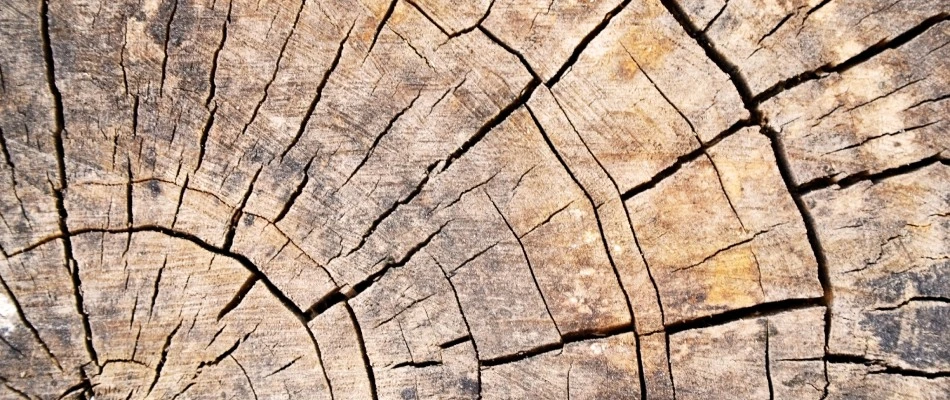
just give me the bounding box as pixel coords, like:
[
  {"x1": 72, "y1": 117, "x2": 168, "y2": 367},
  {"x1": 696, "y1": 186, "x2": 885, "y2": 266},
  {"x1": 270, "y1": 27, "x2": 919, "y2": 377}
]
[{"x1": 0, "y1": 0, "x2": 947, "y2": 398}]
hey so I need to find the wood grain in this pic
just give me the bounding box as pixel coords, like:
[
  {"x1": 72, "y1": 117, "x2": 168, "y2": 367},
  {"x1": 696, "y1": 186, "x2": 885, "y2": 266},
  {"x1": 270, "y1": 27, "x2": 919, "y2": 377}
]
[{"x1": 1, "y1": 0, "x2": 947, "y2": 398}]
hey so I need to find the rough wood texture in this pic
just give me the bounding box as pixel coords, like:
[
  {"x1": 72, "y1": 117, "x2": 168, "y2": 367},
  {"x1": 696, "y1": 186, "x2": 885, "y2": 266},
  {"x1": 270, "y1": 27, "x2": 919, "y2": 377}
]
[{"x1": 0, "y1": 0, "x2": 947, "y2": 398}]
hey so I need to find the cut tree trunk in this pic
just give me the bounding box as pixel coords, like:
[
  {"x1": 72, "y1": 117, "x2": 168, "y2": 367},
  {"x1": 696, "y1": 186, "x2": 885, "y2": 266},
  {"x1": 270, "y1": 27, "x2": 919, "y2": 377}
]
[{"x1": 1, "y1": 0, "x2": 948, "y2": 399}]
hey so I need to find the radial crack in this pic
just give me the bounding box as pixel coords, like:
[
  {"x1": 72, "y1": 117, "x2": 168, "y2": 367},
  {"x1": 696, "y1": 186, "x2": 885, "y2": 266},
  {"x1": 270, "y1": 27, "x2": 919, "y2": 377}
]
[
  {"x1": 621, "y1": 44, "x2": 697, "y2": 135},
  {"x1": 820, "y1": 120, "x2": 942, "y2": 156},
  {"x1": 205, "y1": 0, "x2": 232, "y2": 108},
  {"x1": 672, "y1": 224, "x2": 783, "y2": 273},
  {"x1": 231, "y1": 355, "x2": 258, "y2": 400},
  {"x1": 754, "y1": 13, "x2": 950, "y2": 103},
  {"x1": 485, "y1": 190, "x2": 560, "y2": 336},
  {"x1": 280, "y1": 20, "x2": 356, "y2": 160},
  {"x1": 147, "y1": 256, "x2": 168, "y2": 321},
  {"x1": 365, "y1": 0, "x2": 398, "y2": 58},
  {"x1": 217, "y1": 275, "x2": 259, "y2": 321},
  {"x1": 343, "y1": 302, "x2": 378, "y2": 400},
  {"x1": 525, "y1": 103, "x2": 648, "y2": 397},
  {"x1": 339, "y1": 91, "x2": 422, "y2": 191},
  {"x1": 547, "y1": 0, "x2": 633, "y2": 86},
  {"x1": 273, "y1": 156, "x2": 315, "y2": 223},
  {"x1": 519, "y1": 200, "x2": 575, "y2": 239},
  {"x1": 145, "y1": 321, "x2": 182, "y2": 397},
  {"x1": 765, "y1": 320, "x2": 774, "y2": 400},
  {"x1": 0, "y1": 273, "x2": 62, "y2": 370},
  {"x1": 222, "y1": 167, "x2": 262, "y2": 251},
  {"x1": 872, "y1": 296, "x2": 950, "y2": 311},
  {"x1": 239, "y1": 0, "x2": 308, "y2": 137},
  {"x1": 706, "y1": 152, "x2": 745, "y2": 229},
  {"x1": 159, "y1": 0, "x2": 180, "y2": 97}
]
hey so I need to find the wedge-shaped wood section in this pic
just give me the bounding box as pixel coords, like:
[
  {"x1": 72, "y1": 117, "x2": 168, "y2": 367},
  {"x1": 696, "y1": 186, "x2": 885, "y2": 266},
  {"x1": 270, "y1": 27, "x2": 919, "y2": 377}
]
[
  {"x1": 1, "y1": 0, "x2": 949, "y2": 398},
  {"x1": 670, "y1": 307, "x2": 826, "y2": 399},
  {"x1": 0, "y1": 241, "x2": 88, "y2": 397},
  {"x1": 1, "y1": 232, "x2": 332, "y2": 399},
  {"x1": 0, "y1": 1, "x2": 62, "y2": 253},
  {"x1": 806, "y1": 163, "x2": 949, "y2": 374},
  {"x1": 681, "y1": 0, "x2": 948, "y2": 95},
  {"x1": 827, "y1": 363, "x2": 950, "y2": 399},
  {"x1": 547, "y1": 0, "x2": 747, "y2": 192},
  {"x1": 763, "y1": 20, "x2": 950, "y2": 187},
  {"x1": 626, "y1": 128, "x2": 821, "y2": 324},
  {"x1": 482, "y1": 333, "x2": 642, "y2": 399}
]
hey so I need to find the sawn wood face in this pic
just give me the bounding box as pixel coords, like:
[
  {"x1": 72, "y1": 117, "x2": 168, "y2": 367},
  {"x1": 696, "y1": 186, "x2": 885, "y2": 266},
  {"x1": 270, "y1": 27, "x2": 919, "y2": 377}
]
[{"x1": 0, "y1": 0, "x2": 947, "y2": 398}]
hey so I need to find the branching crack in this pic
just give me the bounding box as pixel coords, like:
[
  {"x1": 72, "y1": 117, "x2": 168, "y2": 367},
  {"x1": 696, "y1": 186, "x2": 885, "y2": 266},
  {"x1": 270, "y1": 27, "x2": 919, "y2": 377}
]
[
  {"x1": 672, "y1": 224, "x2": 782, "y2": 273},
  {"x1": 486, "y1": 190, "x2": 561, "y2": 336},
  {"x1": 525, "y1": 103, "x2": 648, "y2": 398}
]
